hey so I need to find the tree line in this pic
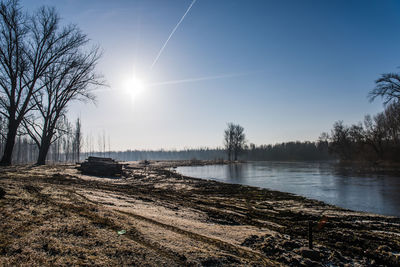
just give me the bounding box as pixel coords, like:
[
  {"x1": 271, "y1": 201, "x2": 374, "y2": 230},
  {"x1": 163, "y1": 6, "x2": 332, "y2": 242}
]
[
  {"x1": 0, "y1": 0, "x2": 102, "y2": 165},
  {"x1": 81, "y1": 142, "x2": 332, "y2": 162},
  {"x1": 321, "y1": 102, "x2": 400, "y2": 162},
  {"x1": 246, "y1": 141, "x2": 332, "y2": 161},
  {"x1": 321, "y1": 71, "x2": 400, "y2": 163},
  {"x1": 0, "y1": 115, "x2": 83, "y2": 163},
  {"x1": 223, "y1": 122, "x2": 332, "y2": 161}
]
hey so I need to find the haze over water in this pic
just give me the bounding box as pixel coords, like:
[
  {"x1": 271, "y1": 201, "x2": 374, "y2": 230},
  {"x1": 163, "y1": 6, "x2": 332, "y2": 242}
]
[{"x1": 177, "y1": 162, "x2": 400, "y2": 217}]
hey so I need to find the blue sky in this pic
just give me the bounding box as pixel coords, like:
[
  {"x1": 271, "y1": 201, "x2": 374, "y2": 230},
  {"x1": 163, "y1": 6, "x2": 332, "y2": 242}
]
[{"x1": 22, "y1": 0, "x2": 400, "y2": 150}]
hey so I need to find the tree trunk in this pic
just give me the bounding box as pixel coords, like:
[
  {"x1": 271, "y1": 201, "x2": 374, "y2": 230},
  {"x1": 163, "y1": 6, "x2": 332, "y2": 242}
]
[
  {"x1": 36, "y1": 137, "x2": 51, "y2": 165},
  {"x1": 227, "y1": 150, "x2": 231, "y2": 161},
  {"x1": 0, "y1": 121, "x2": 18, "y2": 165}
]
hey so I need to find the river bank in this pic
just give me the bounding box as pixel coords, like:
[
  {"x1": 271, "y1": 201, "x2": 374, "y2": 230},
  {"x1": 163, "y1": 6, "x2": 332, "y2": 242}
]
[{"x1": 0, "y1": 161, "x2": 399, "y2": 266}]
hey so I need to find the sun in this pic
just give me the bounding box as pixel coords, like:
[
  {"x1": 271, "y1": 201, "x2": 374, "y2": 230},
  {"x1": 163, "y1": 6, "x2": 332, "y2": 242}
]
[{"x1": 123, "y1": 74, "x2": 146, "y2": 100}]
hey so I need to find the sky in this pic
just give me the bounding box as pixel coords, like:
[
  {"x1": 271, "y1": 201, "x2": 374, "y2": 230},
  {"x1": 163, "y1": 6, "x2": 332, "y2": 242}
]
[{"x1": 21, "y1": 0, "x2": 400, "y2": 150}]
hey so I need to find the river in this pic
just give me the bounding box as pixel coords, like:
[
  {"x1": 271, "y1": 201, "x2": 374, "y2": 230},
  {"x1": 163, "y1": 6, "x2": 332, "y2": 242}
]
[{"x1": 176, "y1": 161, "x2": 400, "y2": 217}]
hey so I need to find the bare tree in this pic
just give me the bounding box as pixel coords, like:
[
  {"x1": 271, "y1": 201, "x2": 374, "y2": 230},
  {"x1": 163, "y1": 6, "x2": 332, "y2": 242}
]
[
  {"x1": 97, "y1": 133, "x2": 102, "y2": 157},
  {"x1": 108, "y1": 134, "x2": 111, "y2": 157},
  {"x1": 85, "y1": 133, "x2": 90, "y2": 158},
  {"x1": 74, "y1": 118, "x2": 82, "y2": 162},
  {"x1": 329, "y1": 121, "x2": 352, "y2": 160},
  {"x1": 0, "y1": 1, "x2": 94, "y2": 165},
  {"x1": 22, "y1": 39, "x2": 102, "y2": 165},
  {"x1": 232, "y1": 124, "x2": 246, "y2": 160},
  {"x1": 383, "y1": 102, "x2": 400, "y2": 144},
  {"x1": 363, "y1": 115, "x2": 385, "y2": 159},
  {"x1": 62, "y1": 119, "x2": 72, "y2": 162},
  {"x1": 369, "y1": 73, "x2": 400, "y2": 105},
  {"x1": 224, "y1": 123, "x2": 235, "y2": 161},
  {"x1": 224, "y1": 123, "x2": 246, "y2": 161},
  {"x1": 102, "y1": 130, "x2": 106, "y2": 157}
]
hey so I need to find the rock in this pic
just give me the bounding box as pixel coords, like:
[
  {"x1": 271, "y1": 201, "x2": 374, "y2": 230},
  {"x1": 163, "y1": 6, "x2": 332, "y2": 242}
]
[{"x1": 299, "y1": 247, "x2": 322, "y2": 261}]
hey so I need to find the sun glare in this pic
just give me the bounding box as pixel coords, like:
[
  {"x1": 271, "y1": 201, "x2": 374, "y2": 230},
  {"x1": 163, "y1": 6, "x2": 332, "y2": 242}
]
[{"x1": 124, "y1": 74, "x2": 146, "y2": 100}]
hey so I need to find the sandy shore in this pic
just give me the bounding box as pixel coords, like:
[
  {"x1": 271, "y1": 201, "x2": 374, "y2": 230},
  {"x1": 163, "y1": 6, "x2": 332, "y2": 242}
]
[{"x1": 0, "y1": 161, "x2": 399, "y2": 266}]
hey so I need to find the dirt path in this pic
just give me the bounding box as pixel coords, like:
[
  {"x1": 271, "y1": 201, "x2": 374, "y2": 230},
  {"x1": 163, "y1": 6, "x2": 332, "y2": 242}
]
[{"x1": 0, "y1": 163, "x2": 399, "y2": 266}]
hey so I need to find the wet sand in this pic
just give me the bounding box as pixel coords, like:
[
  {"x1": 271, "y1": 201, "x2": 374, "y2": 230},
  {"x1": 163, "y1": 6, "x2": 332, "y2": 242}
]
[{"x1": 0, "y1": 161, "x2": 399, "y2": 266}]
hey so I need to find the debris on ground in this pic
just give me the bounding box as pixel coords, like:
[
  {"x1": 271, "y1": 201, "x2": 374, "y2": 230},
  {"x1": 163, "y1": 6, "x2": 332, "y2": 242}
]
[
  {"x1": 117, "y1": 230, "x2": 126, "y2": 235},
  {"x1": 77, "y1": 157, "x2": 123, "y2": 177}
]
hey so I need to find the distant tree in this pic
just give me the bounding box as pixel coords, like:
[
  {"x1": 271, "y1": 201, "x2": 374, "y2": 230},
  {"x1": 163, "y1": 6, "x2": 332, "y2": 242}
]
[
  {"x1": 383, "y1": 102, "x2": 400, "y2": 144},
  {"x1": 317, "y1": 132, "x2": 330, "y2": 154},
  {"x1": 62, "y1": 120, "x2": 72, "y2": 162},
  {"x1": 232, "y1": 124, "x2": 246, "y2": 160},
  {"x1": 224, "y1": 123, "x2": 235, "y2": 161},
  {"x1": 249, "y1": 143, "x2": 256, "y2": 150},
  {"x1": 102, "y1": 130, "x2": 106, "y2": 157},
  {"x1": 369, "y1": 73, "x2": 400, "y2": 105},
  {"x1": 363, "y1": 114, "x2": 385, "y2": 159},
  {"x1": 321, "y1": 102, "x2": 400, "y2": 162},
  {"x1": 108, "y1": 134, "x2": 111, "y2": 157},
  {"x1": 74, "y1": 118, "x2": 82, "y2": 162},
  {"x1": 329, "y1": 121, "x2": 352, "y2": 160},
  {"x1": 223, "y1": 123, "x2": 246, "y2": 161}
]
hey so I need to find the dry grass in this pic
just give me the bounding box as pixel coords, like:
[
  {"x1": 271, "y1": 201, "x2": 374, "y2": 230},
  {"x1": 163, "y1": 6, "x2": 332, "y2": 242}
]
[{"x1": 0, "y1": 176, "x2": 178, "y2": 266}]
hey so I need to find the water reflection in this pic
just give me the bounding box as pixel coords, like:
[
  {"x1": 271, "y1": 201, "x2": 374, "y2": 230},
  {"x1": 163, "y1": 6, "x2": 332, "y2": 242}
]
[
  {"x1": 226, "y1": 164, "x2": 244, "y2": 182},
  {"x1": 176, "y1": 161, "x2": 400, "y2": 217}
]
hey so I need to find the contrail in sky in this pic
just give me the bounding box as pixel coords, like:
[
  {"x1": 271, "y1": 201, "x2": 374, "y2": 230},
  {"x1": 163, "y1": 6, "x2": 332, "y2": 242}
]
[
  {"x1": 148, "y1": 71, "x2": 263, "y2": 87},
  {"x1": 150, "y1": 0, "x2": 197, "y2": 69}
]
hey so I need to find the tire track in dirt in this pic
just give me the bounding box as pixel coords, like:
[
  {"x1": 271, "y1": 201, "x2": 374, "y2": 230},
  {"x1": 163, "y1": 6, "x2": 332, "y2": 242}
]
[
  {"x1": 72, "y1": 190, "x2": 279, "y2": 266},
  {"x1": 21, "y1": 183, "x2": 188, "y2": 266},
  {"x1": 12, "y1": 173, "x2": 295, "y2": 231},
  {"x1": 116, "y1": 209, "x2": 278, "y2": 266}
]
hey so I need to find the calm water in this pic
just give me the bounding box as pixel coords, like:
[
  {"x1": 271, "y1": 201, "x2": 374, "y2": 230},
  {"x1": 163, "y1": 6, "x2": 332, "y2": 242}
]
[{"x1": 176, "y1": 161, "x2": 400, "y2": 217}]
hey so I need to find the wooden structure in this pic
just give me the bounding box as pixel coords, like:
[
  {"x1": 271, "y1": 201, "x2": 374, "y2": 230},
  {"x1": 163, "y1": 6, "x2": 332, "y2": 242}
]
[{"x1": 78, "y1": 157, "x2": 123, "y2": 177}]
